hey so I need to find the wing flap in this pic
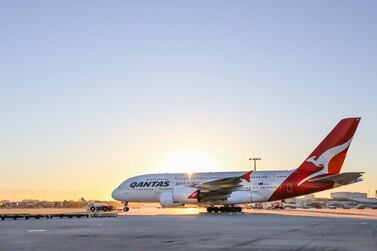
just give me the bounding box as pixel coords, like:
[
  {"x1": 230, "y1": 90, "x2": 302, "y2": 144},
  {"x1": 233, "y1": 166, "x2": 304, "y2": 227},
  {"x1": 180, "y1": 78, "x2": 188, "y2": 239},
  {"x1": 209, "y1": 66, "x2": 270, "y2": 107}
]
[{"x1": 195, "y1": 171, "x2": 251, "y2": 202}]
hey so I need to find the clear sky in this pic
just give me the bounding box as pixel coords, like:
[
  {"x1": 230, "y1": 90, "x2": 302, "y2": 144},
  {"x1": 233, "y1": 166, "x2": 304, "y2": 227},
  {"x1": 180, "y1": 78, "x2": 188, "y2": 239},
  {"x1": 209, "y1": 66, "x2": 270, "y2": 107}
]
[{"x1": 1, "y1": 1, "x2": 376, "y2": 200}]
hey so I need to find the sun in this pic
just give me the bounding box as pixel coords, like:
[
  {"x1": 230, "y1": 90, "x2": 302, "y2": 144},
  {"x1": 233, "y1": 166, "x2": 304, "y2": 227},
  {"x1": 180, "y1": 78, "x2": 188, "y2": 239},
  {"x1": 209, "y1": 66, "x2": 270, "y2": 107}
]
[{"x1": 156, "y1": 149, "x2": 220, "y2": 174}]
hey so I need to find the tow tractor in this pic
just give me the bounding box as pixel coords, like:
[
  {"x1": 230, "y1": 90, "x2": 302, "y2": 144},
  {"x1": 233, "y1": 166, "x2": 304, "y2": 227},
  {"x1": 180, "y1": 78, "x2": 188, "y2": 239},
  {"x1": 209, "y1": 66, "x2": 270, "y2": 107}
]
[
  {"x1": 82, "y1": 198, "x2": 115, "y2": 212},
  {"x1": 87, "y1": 202, "x2": 115, "y2": 212}
]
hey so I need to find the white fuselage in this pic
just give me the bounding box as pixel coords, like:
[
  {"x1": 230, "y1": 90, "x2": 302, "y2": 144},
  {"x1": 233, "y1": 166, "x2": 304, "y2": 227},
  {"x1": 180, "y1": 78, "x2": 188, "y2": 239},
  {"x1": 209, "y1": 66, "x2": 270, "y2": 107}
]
[{"x1": 112, "y1": 170, "x2": 293, "y2": 205}]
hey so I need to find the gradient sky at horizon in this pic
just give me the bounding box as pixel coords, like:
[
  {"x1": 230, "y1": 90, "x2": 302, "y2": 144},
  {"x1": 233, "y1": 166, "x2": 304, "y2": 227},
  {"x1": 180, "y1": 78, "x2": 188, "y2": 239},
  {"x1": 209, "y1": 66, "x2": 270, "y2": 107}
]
[{"x1": 1, "y1": 1, "x2": 376, "y2": 201}]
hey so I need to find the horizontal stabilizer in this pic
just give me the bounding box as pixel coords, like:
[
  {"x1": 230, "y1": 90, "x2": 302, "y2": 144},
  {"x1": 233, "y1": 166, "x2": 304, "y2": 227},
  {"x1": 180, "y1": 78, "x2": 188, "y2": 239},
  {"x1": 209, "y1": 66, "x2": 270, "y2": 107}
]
[{"x1": 308, "y1": 172, "x2": 364, "y2": 186}]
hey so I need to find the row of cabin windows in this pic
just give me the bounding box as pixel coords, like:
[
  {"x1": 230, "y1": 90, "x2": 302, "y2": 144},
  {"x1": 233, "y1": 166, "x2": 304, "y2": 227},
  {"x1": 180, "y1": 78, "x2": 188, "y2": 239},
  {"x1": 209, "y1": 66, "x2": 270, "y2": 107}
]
[
  {"x1": 134, "y1": 186, "x2": 279, "y2": 190},
  {"x1": 146, "y1": 175, "x2": 287, "y2": 181},
  {"x1": 175, "y1": 177, "x2": 222, "y2": 180},
  {"x1": 163, "y1": 185, "x2": 280, "y2": 191},
  {"x1": 146, "y1": 176, "x2": 288, "y2": 181},
  {"x1": 146, "y1": 176, "x2": 223, "y2": 180},
  {"x1": 254, "y1": 175, "x2": 287, "y2": 179},
  {"x1": 133, "y1": 187, "x2": 173, "y2": 191},
  {"x1": 176, "y1": 176, "x2": 275, "y2": 180},
  {"x1": 260, "y1": 186, "x2": 278, "y2": 189},
  {"x1": 146, "y1": 176, "x2": 286, "y2": 181},
  {"x1": 133, "y1": 186, "x2": 280, "y2": 191}
]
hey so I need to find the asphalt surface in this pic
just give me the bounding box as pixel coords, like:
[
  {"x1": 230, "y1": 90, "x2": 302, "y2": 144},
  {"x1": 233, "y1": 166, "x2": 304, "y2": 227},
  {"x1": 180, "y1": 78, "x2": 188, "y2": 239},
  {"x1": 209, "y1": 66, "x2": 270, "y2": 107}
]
[{"x1": 1, "y1": 212, "x2": 376, "y2": 251}]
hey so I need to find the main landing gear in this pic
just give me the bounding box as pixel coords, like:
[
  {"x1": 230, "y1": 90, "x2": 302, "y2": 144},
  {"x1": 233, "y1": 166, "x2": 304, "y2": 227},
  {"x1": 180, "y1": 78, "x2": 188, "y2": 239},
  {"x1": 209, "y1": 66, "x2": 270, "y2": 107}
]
[
  {"x1": 207, "y1": 206, "x2": 242, "y2": 213},
  {"x1": 123, "y1": 202, "x2": 129, "y2": 212}
]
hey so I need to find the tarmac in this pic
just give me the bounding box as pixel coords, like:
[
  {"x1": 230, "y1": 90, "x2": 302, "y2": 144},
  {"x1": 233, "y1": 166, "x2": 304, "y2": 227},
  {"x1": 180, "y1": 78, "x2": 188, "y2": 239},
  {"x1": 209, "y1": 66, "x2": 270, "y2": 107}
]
[{"x1": 0, "y1": 209, "x2": 376, "y2": 251}]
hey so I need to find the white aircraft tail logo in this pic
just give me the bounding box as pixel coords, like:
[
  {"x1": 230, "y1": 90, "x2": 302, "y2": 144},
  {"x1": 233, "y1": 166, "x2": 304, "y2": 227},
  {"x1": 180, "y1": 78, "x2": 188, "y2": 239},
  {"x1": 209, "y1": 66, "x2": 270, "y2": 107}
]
[{"x1": 297, "y1": 138, "x2": 352, "y2": 186}]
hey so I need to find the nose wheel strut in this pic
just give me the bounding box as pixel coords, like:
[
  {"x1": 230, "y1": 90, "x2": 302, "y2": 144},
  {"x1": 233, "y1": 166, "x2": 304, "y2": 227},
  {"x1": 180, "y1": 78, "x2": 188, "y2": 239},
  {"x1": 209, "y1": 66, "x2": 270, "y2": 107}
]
[{"x1": 123, "y1": 202, "x2": 129, "y2": 212}]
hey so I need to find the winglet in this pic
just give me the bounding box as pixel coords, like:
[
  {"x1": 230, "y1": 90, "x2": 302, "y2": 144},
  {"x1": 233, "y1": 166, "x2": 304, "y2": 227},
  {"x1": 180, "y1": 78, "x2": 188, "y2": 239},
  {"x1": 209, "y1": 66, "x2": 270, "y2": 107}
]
[{"x1": 241, "y1": 171, "x2": 253, "y2": 182}]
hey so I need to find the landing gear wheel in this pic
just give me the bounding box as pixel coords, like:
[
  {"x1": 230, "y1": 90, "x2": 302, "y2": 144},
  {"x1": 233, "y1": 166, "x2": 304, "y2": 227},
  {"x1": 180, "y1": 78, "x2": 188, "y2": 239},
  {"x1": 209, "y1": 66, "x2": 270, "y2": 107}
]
[
  {"x1": 122, "y1": 202, "x2": 129, "y2": 212},
  {"x1": 213, "y1": 207, "x2": 219, "y2": 213},
  {"x1": 207, "y1": 207, "x2": 213, "y2": 213}
]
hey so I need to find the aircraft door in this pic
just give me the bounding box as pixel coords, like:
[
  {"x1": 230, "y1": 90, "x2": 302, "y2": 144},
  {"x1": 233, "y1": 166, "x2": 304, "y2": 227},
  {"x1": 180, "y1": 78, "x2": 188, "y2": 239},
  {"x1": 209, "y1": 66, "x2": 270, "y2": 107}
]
[{"x1": 287, "y1": 183, "x2": 293, "y2": 192}]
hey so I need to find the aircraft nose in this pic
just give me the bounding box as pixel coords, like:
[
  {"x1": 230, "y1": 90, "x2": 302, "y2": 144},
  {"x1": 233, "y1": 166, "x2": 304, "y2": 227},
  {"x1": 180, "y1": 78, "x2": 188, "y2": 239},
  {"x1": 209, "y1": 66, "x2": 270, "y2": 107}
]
[{"x1": 111, "y1": 187, "x2": 122, "y2": 201}]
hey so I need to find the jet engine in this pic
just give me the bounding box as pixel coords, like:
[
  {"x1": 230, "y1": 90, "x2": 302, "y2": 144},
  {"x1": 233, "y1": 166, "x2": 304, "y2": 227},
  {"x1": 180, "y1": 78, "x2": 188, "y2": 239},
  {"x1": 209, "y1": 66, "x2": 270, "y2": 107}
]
[
  {"x1": 159, "y1": 191, "x2": 184, "y2": 207},
  {"x1": 225, "y1": 191, "x2": 252, "y2": 204},
  {"x1": 172, "y1": 186, "x2": 200, "y2": 203},
  {"x1": 250, "y1": 192, "x2": 265, "y2": 202},
  {"x1": 159, "y1": 187, "x2": 200, "y2": 207}
]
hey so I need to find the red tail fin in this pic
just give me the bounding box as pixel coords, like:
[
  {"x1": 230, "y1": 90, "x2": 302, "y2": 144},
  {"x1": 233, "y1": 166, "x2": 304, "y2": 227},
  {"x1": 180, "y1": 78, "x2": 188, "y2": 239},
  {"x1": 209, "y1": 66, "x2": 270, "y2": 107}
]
[{"x1": 297, "y1": 117, "x2": 360, "y2": 175}]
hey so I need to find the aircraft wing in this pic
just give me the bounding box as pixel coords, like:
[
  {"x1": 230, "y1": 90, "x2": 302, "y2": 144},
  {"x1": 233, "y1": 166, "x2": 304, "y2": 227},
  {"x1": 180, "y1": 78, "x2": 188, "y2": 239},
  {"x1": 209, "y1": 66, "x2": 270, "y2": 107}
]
[
  {"x1": 307, "y1": 172, "x2": 364, "y2": 186},
  {"x1": 194, "y1": 171, "x2": 251, "y2": 202}
]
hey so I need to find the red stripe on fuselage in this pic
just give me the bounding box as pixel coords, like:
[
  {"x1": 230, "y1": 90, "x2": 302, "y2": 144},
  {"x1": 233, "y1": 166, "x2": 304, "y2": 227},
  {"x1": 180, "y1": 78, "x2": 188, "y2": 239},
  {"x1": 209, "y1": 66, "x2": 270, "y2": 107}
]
[{"x1": 268, "y1": 172, "x2": 334, "y2": 201}]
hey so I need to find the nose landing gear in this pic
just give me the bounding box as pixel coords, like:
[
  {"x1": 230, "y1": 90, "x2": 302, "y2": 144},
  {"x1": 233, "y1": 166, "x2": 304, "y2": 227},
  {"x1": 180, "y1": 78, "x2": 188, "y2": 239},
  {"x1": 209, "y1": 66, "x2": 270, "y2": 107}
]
[{"x1": 123, "y1": 202, "x2": 129, "y2": 212}]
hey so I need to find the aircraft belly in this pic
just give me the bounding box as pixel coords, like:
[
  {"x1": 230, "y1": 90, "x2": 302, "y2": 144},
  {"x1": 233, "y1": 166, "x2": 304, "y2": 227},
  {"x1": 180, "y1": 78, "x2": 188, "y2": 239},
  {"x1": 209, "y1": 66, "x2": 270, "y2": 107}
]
[{"x1": 127, "y1": 190, "x2": 158, "y2": 202}]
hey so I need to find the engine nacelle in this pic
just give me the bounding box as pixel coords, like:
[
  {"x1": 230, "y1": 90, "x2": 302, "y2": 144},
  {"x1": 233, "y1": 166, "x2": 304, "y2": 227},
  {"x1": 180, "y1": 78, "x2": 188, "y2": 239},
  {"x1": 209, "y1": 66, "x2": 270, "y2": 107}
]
[
  {"x1": 173, "y1": 186, "x2": 199, "y2": 203},
  {"x1": 250, "y1": 192, "x2": 265, "y2": 202},
  {"x1": 159, "y1": 191, "x2": 184, "y2": 207},
  {"x1": 226, "y1": 191, "x2": 252, "y2": 204}
]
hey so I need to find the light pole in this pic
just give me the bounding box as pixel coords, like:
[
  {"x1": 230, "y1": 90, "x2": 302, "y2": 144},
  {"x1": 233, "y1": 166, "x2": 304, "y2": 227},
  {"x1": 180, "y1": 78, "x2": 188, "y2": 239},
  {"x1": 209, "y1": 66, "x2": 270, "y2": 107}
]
[{"x1": 249, "y1": 157, "x2": 261, "y2": 171}]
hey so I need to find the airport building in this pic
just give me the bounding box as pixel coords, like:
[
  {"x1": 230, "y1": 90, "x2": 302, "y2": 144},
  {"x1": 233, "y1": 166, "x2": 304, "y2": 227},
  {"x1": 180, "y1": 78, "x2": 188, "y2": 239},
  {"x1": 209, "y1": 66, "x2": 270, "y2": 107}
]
[
  {"x1": 331, "y1": 192, "x2": 367, "y2": 200},
  {"x1": 272, "y1": 191, "x2": 377, "y2": 209}
]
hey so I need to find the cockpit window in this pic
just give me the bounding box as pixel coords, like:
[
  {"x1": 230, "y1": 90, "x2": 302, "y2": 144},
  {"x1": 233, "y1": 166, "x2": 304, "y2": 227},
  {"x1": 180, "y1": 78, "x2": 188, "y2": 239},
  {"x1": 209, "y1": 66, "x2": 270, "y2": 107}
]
[{"x1": 120, "y1": 180, "x2": 129, "y2": 188}]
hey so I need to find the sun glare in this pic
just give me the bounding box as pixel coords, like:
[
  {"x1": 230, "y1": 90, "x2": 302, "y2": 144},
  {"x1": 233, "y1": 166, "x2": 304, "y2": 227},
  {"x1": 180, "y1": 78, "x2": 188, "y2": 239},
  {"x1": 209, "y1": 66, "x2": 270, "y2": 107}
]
[{"x1": 156, "y1": 149, "x2": 220, "y2": 174}]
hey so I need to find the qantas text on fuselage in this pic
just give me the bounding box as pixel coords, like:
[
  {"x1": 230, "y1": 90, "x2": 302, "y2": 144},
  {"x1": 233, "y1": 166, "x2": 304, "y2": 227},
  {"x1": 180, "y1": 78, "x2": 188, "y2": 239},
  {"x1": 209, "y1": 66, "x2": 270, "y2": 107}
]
[{"x1": 112, "y1": 118, "x2": 364, "y2": 212}]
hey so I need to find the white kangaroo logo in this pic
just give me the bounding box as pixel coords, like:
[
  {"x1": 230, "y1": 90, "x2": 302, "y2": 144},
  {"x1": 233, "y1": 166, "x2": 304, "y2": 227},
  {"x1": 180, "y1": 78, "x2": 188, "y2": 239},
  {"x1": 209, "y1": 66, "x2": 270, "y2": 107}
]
[{"x1": 297, "y1": 138, "x2": 352, "y2": 186}]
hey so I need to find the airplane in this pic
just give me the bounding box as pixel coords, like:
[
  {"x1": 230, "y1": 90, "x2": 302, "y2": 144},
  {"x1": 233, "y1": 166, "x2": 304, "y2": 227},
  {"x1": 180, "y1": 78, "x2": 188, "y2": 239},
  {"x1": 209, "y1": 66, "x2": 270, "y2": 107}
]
[{"x1": 112, "y1": 117, "x2": 364, "y2": 213}]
